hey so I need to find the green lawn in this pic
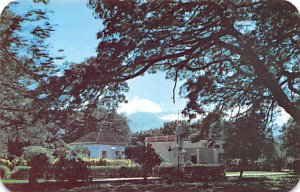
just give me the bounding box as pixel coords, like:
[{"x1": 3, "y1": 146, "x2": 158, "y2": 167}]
[
  {"x1": 2, "y1": 174, "x2": 299, "y2": 192},
  {"x1": 1, "y1": 179, "x2": 29, "y2": 184},
  {"x1": 225, "y1": 171, "x2": 290, "y2": 177}
]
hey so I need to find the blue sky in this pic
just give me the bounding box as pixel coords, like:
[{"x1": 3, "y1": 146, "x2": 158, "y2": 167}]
[
  {"x1": 7, "y1": 0, "x2": 292, "y2": 126},
  {"x1": 9, "y1": 0, "x2": 187, "y2": 122}
]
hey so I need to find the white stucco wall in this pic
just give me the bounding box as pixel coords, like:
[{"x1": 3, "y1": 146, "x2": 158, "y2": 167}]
[{"x1": 74, "y1": 144, "x2": 126, "y2": 159}]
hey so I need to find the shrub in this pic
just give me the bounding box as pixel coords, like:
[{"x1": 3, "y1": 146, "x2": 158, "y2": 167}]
[
  {"x1": 10, "y1": 166, "x2": 30, "y2": 179},
  {"x1": 158, "y1": 165, "x2": 177, "y2": 177},
  {"x1": 11, "y1": 158, "x2": 28, "y2": 168},
  {"x1": 22, "y1": 146, "x2": 54, "y2": 163},
  {"x1": 83, "y1": 158, "x2": 134, "y2": 167},
  {"x1": 136, "y1": 144, "x2": 161, "y2": 182},
  {"x1": 29, "y1": 153, "x2": 53, "y2": 183},
  {"x1": 0, "y1": 158, "x2": 11, "y2": 168},
  {"x1": 184, "y1": 165, "x2": 225, "y2": 181},
  {"x1": 184, "y1": 161, "x2": 193, "y2": 167},
  {"x1": 53, "y1": 157, "x2": 90, "y2": 182},
  {"x1": 292, "y1": 159, "x2": 300, "y2": 173},
  {"x1": 89, "y1": 166, "x2": 143, "y2": 178},
  {"x1": 0, "y1": 165, "x2": 10, "y2": 179},
  {"x1": 118, "y1": 166, "x2": 143, "y2": 177},
  {"x1": 271, "y1": 156, "x2": 285, "y2": 171},
  {"x1": 89, "y1": 166, "x2": 120, "y2": 178},
  {"x1": 108, "y1": 159, "x2": 133, "y2": 166},
  {"x1": 82, "y1": 158, "x2": 110, "y2": 166}
]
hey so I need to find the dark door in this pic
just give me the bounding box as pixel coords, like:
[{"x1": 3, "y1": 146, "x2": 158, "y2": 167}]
[{"x1": 191, "y1": 155, "x2": 197, "y2": 164}]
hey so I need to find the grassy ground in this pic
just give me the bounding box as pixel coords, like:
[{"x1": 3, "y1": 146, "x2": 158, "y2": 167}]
[
  {"x1": 2, "y1": 174, "x2": 299, "y2": 192},
  {"x1": 225, "y1": 171, "x2": 290, "y2": 176}
]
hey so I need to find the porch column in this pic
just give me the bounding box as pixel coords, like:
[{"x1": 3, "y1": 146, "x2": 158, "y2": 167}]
[{"x1": 196, "y1": 149, "x2": 200, "y2": 164}]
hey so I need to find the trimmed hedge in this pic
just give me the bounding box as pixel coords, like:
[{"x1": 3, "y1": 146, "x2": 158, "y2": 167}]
[
  {"x1": 184, "y1": 165, "x2": 225, "y2": 181},
  {"x1": 82, "y1": 158, "x2": 134, "y2": 167},
  {"x1": 157, "y1": 164, "x2": 225, "y2": 181},
  {"x1": 0, "y1": 165, "x2": 10, "y2": 179},
  {"x1": 89, "y1": 166, "x2": 143, "y2": 178}
]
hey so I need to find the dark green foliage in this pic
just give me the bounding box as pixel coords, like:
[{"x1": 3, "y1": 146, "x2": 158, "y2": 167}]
[
  {"x1": 271, "y1": 156, "x2": 286, "y2": 172},
  {"x1": 136, "y1": 143, "x2": 162, "y2": 182},
  {"x1": 224, "y1": 112, "x2": 274, "y2": 178},
  {"x1": 28, "y1": 153, "x2": 53, "y2": 183},
  {"x1": 185, "y1": 165, "x2": 226, "y2": 181},
  {"x1": 0, "y1": 158, "x2": 11, "y2": 168},
  {"x1": 61, "y1": 108, "x2": 130, "y2": 144},
  {"x1": 0, "y1": 165, "x2": 10, "y2": 179},
  {"x1": 10, "y1": 158, "x2": 28, "y2": 168},
  {"x1": 124, "y1": 146, "x2": 144, "y2": 160},
  {"x1": 89, "y1": 166, "x2": 143, "y2": 178},
  {"x1": 83, "y1": 158, "x2": 110, "y2": 167},
  {"x1": 282, "y1": 120, "x2": 300, "y2": 159},
  {"x1": 157, "y1": 166, "x2": 178, "y2": 177},
  {"x1": 53, "y1": 157, "x2": 90, "y2": 182},
  {"x1": 86, "y1": 0, "x2": 300, "y2": 124},
  {"x1": 22, "y1": 146, "x2": 54, "y2": 163},
  {"x1": 10, "y1": 166, "x2": 30, "y2": 179},
  {"x1": 157, "y1": 165, "x2": 225, "y2": 182},
  {"x1": 292, "y1": 159, "x2": 300, "y2": 173},
  {"x1": 89, "y1": 166, "x2": 120, "y2": 178},
  {"x1": 118, "y1": 166, "x2": 143, "y2": 178}
]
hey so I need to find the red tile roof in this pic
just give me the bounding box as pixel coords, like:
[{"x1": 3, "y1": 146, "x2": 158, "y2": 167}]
[{"x1": 145, "y1": 135, "x2": 176, "y2": 142}]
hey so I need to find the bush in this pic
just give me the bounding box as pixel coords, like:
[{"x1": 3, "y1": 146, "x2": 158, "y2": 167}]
[
  {"x1": 108, "y1": 159, "x2": 133, "y2": 166},
  {"x1": 29, "y1": 153, "x2": 53, "y2": 183},
  {"x1": 89, "y1": 166, "x2": 143, "y2": 178},
  {"x1": 0, "y1": 165, "x2": 10, "y2": 179},
  {"x1": 89, "y1": 166, "x2": 120, "y2": 178},
  {"x1": 184, "y1": 161, "x2": 193, "y2": 167},
  {"x1": 53, "y1": 157, "x2": 90, "y2": 182},
  {"x1": 82, "y1": 158, "x2": 134, "y2": 167},
  {"x1": 82, "y1": 158, "x2": 110, "y2": 166},
  {"x1": 10, "y1": 166, "x2": 30, "y2": 179},
  {"x1": 0, "y1": 158, "x2": 11, "y2": 168},
  {"x1": 184, "y1": 165, "x2": 225, "y2": 181},
  {"x1": 11, "y1": 158, "x2": 28, "y2": 168},
  {"x1": 22, "y1": 146, "x2": 54, "y2": 163},
  {"x1": 158, "y1": 165, "x2": 177, "y2": 177},
  {"x1": 292, "y1": 159, "x2": 300, "y2": 173}
]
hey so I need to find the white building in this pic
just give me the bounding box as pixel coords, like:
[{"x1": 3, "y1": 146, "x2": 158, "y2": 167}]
[
  {"x1": 70, "y1": 130, "x2": 128, "y2": 160},
  {"x1": 145, "y1": 135, "x2": 224, "y2": 165}
]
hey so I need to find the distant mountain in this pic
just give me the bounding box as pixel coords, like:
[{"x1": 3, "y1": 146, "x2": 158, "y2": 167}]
[{"x1": 127, "y1": 112, "x2": 165, "y2": 132}]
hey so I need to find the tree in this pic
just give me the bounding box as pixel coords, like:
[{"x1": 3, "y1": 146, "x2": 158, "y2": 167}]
[
  {"x1": 161, "y1": 120, "x2": 191, "y2": 137},
  {"x1": 136, "y1": 143, "x2": 161, "y2": 183},
  {"x1": 0, "y1": 5, "x2": 63, "y2": 130},
  {"x1": 60, "y1": 107, "x2": 130, "y2": 143},
  {"x1": 190, "y1": 112, "x2": 225, "y2": 146},
  {"x1": 0, "y1": 6, "x2": 84, "y2": 159},
  {"x1": 83, "y1": 0, "x2": 300, "y2": 125},
  {"x1": 281, "y1": 119, "x2": 300, "y2": 159},
  {"x1": 223, "y1": 112, "x2": 274, "y2": 178}
]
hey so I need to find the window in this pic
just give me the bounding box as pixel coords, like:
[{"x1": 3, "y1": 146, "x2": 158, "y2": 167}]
[{"x1": 102, "y1": 151, "x2": 107, "y2": 159}]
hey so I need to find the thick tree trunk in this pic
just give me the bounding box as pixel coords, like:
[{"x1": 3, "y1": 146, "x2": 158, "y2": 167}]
[
  {"x1": 242, "y1": 45, "x2": 300, "y2": 125},
  {"x1": 239, "y1": 170, "x2": 244, "y2": 179}
]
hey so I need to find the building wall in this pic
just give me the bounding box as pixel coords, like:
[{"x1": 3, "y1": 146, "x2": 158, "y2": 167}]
[
  {"x1": 146, "y1": 140, "x2": 224, "y2": 165},
  {"x1": 74, "y1": 144, "x2": 126, "y2": 159}
]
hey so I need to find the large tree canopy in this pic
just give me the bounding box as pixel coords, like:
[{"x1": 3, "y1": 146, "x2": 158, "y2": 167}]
[
  {"x1": 82, "y1": 0, "x2": 300, "y2": 124},
  {"x1": 0, "y1": 6, "x2": 63, "y2": 129}
]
